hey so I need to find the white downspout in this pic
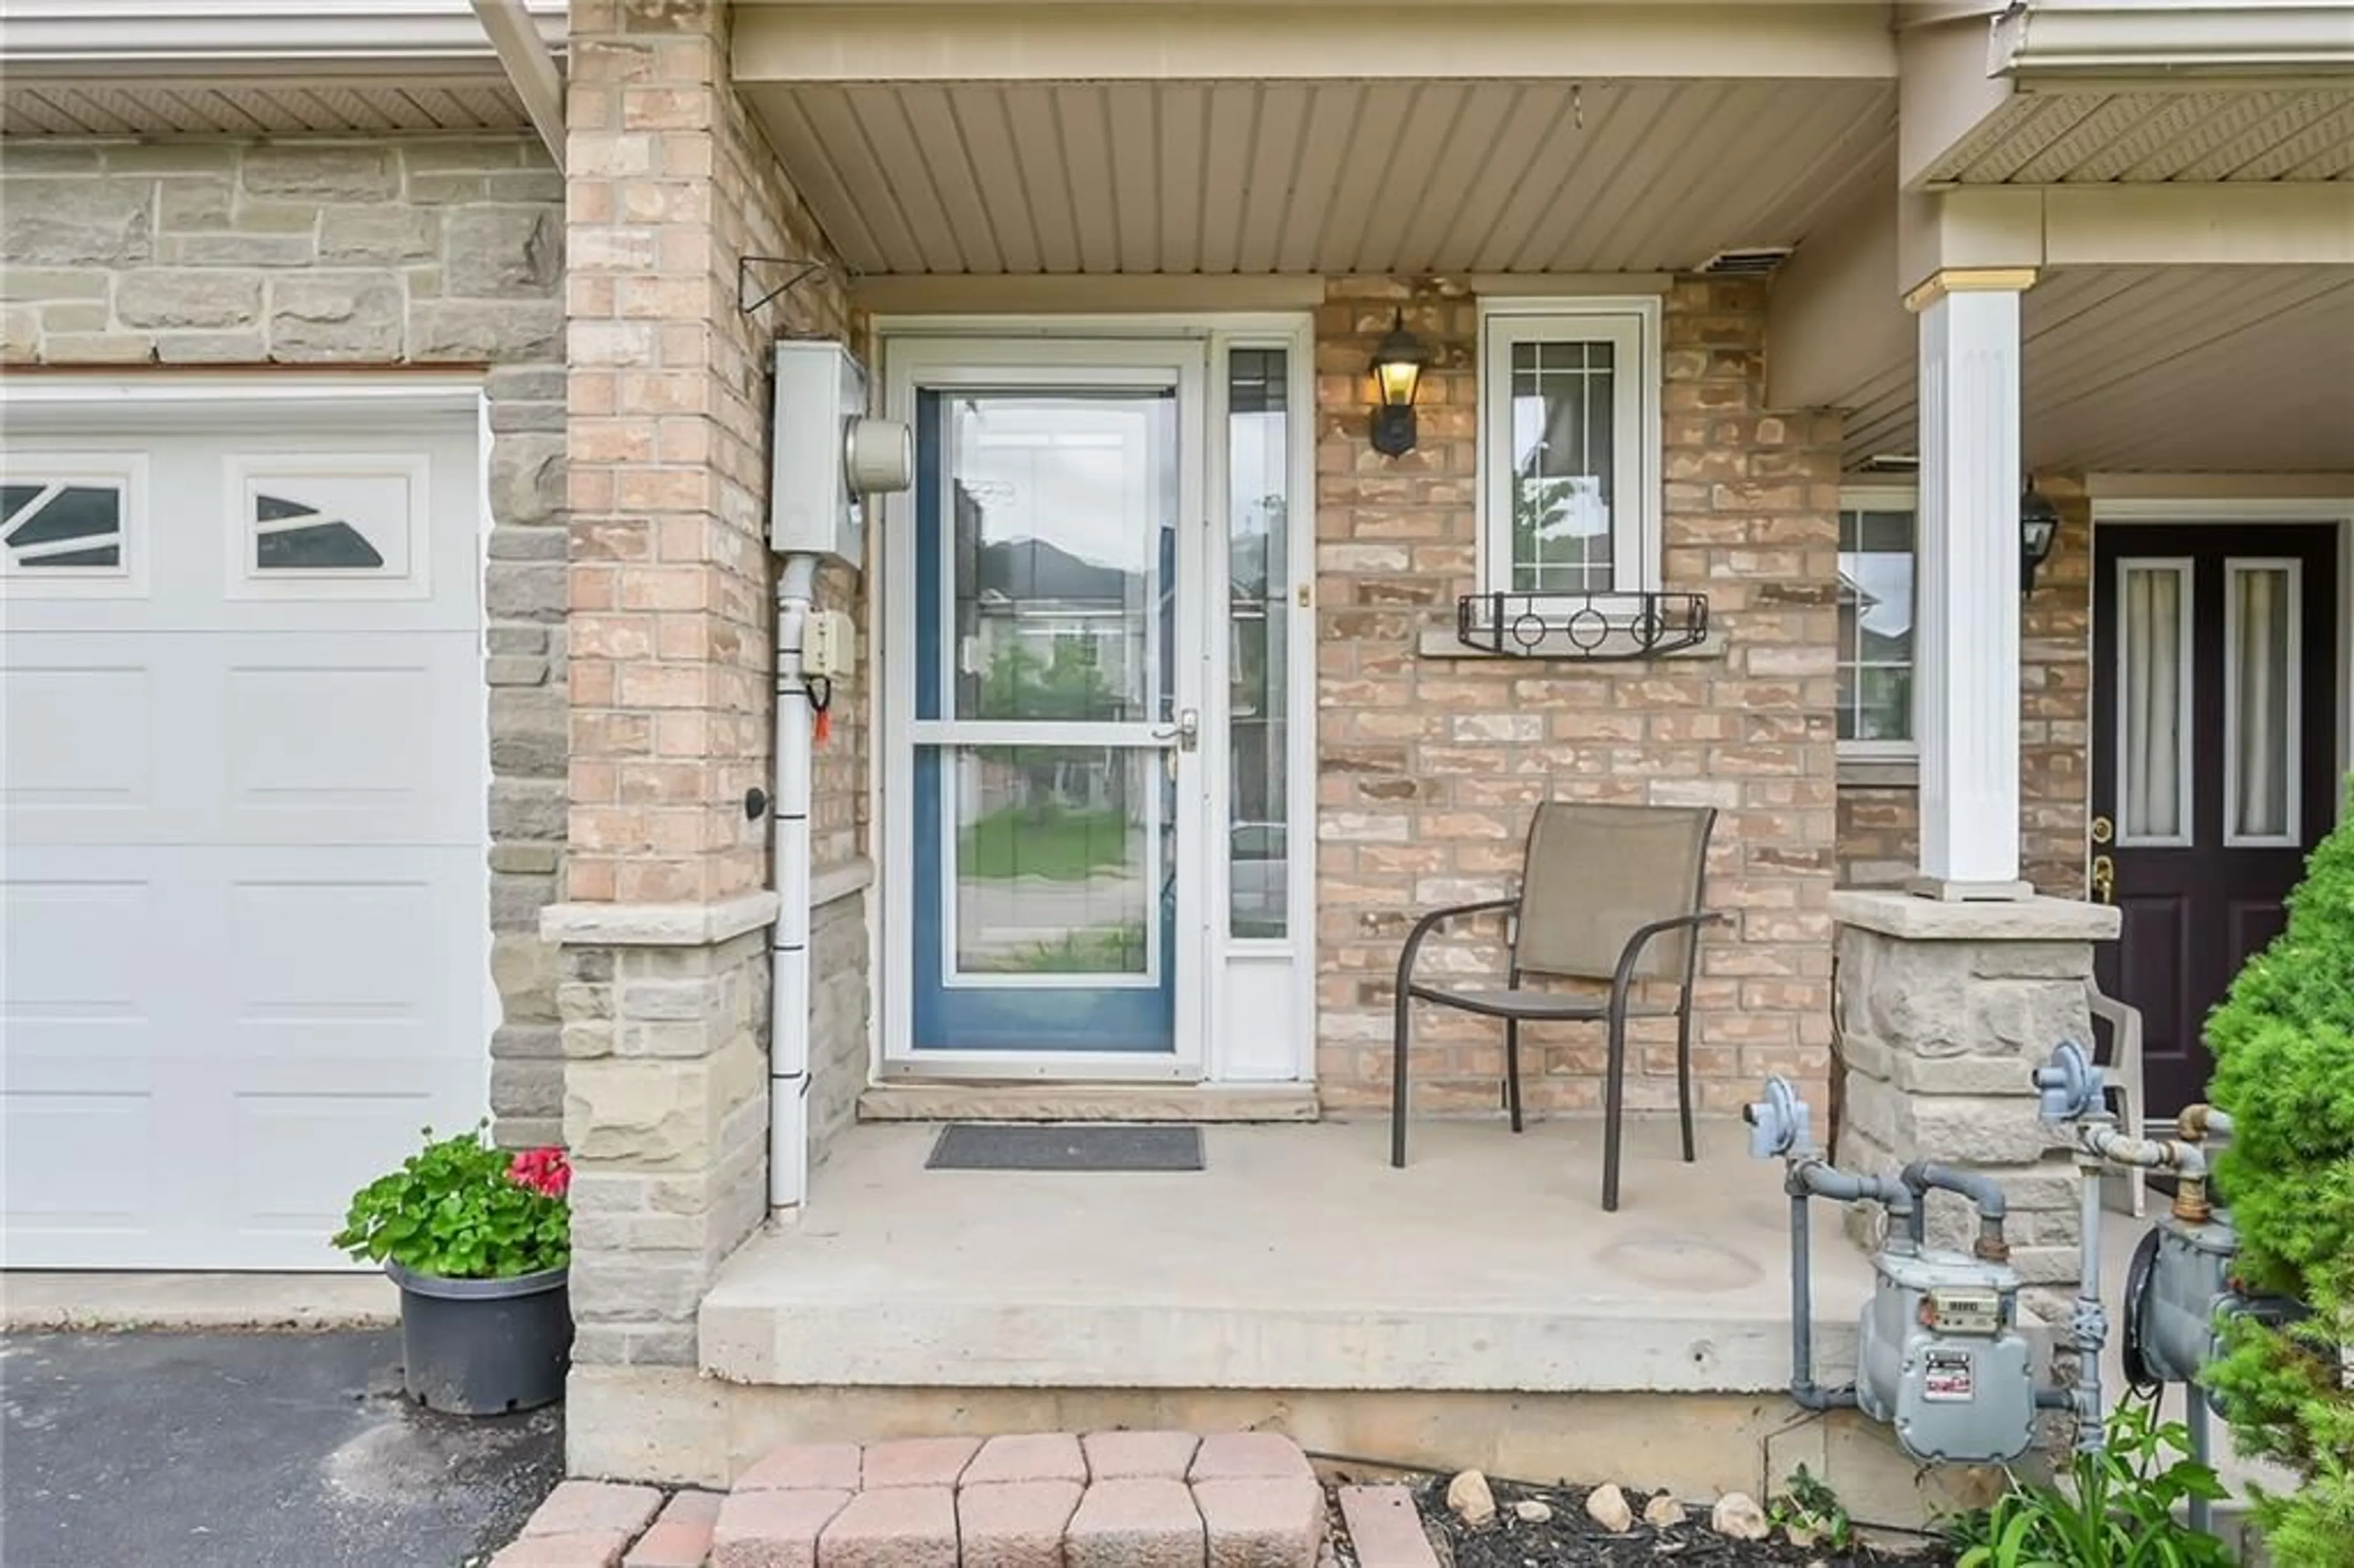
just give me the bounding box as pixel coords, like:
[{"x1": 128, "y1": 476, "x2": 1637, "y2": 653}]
[{"x1": 769, "y1": 554, "x2": 820, "y2": 1209}]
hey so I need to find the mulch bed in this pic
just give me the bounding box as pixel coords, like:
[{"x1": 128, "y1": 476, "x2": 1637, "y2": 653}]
[{"x1": 1412, "y1": 1475, "x2": 1956, "y2": 1567}]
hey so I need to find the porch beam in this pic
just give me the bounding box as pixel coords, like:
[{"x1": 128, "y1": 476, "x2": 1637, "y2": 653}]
[
  {"x1": 1897, "y1": 9, "x2": 2014, "y2": 189},
  {"x1": 1910, "y1": 271, "x2": 2032, "y2": 899},
  {"x1": 1899, "y1": 184, "x2": 2354, "y2": 295},
  {"x1": 1765, "y1": 186, "x2": 1906, "y2": 410},
  {"x1": 732, "y1": 3, "x2": 1897, "y2": 84}
]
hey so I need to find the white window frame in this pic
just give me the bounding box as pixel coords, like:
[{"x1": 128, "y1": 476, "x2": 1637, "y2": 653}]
[
  {"x1": 1837, "y1": 484, "x2": 1920, "y2": 760},
  {"x1": 1477, "y1": 298, "x2": 1661, "y2": 597}
]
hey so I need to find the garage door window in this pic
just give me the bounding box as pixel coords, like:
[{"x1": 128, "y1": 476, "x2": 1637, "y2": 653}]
[
  {"x1": 232, "y1": 456, "x2": 426, "y2": 596},
  {"x1": 1, "y1": 462, "x2": 136, "y2": 582}
]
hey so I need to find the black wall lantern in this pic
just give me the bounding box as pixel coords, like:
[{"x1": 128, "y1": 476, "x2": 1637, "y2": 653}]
[
  {"x1": 2019, "y1": 481, "x2": 2060, "y2": 596},
  {"x1": 1368, "y1": 311, "x2": 1428, "y2": 458}
]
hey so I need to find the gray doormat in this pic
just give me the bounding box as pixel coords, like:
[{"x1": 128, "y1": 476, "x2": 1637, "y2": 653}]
[{"x1": 925, "y1": 1124, "x2": 1205, "y2": 1172}]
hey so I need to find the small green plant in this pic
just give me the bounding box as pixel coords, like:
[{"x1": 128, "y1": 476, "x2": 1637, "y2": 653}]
[
  {"x1": 1768, "y1": 1463, "x2": 1853, "y2": 1552},
  {"x1": 333, "y1": 1125, "x2": 570, "y2": 1280},
  {"x1": 1948, "y1": 1402, "x2": 2231, "y2": 1568}
]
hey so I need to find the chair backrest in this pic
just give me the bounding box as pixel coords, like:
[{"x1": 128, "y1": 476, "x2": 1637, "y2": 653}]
[{"x1": 1512, "y1": 801, "x2": 1716, "y2": 983}]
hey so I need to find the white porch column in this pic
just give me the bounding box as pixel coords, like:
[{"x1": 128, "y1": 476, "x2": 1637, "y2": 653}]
[{"x1": 1908, "y1": 270, "x2": 2035, "y2": 900}]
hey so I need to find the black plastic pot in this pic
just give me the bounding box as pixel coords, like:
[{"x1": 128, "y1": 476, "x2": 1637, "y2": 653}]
[{"x1": 386, "y1": 1261, "x2": 571, "y2": 1415}]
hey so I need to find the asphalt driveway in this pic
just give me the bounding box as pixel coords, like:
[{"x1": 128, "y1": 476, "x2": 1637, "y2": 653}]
[{"x1": 1, "y1": 1329, "x2": 564, "y2": 1568}]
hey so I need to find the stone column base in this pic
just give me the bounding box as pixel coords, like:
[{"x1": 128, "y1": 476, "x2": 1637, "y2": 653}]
[{"x1": 1830, "y1": 890, "x2": 2120, "y2": 1296}]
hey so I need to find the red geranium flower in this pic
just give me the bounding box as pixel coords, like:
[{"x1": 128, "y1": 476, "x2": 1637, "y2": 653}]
[{"x1": 508, "y1": 1145, "x2": 571, "y2": 1200}]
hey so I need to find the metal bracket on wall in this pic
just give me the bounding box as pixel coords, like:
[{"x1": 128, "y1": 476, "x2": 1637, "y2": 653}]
[{"x1": 737, "y1": 256, "x2": 842, "y2": 316}]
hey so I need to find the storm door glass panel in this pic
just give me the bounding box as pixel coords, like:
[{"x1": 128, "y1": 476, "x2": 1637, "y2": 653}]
[
  {"x1": 2226, "y1": 561, "x2": 2297, "y2": 845},
  {"x1": 1226, "y1": 347, "x2": 1289, "y2": 940},
  {"x1": 1509, "y1": 341, "x2": 1614, "y2": 593},
  {"x1": 2118, "y1": 560, "x2": 2192, "y2": 845},
  {"x1": 911, "y1": 386, "x2": 1183, "y2": 1054}
]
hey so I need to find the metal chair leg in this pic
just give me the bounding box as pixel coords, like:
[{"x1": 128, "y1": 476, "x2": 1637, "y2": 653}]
[
  {"x1": 1602, "y1": 996, "x2": 1629, "y2": 1212},
  {"x1": 1675, "y1": 1005, "x2": 1696, "y2": 1163},
  {"x1": 1391, "y1": 988, "x2": 1411, "y2": 1169},
  {"x1": 1504, "y1": 1019, "x2": 1524, "y2": 1133}
]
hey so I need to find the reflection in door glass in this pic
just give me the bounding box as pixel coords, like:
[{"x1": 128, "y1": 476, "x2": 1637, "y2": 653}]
[
  {"x1": 1227, "y1": 348, "x2": 1290, "y2": 939},
  {"x1": 950, "y1": 746, "x2": 1155, "y2": 977},
  {"x1": 2120, "y1": 563, "x2": 2188, "y2": 842},
  {"x1": 948, "y1": 395, "x2": 1175, "y2": 725},
  {"x1": 2229, "y1": 564, "x2": 2294, "y2": 842}
]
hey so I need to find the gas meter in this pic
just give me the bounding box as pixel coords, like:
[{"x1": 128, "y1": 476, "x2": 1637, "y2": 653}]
[
  {"x1": 1857, "y1": 1249, "x2": 2036, "y2": 1463},
  {"x1": 1746, "y1": 1075, "x2": 2045, "y2": 1466}
]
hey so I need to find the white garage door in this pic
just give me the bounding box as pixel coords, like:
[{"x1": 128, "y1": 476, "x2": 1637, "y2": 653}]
[{"x1": 2, "y1": 388, "x2": 490, "y2": 1269}]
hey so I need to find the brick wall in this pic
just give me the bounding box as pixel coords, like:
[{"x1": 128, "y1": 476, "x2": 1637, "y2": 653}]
[
  {"x1": 1832, "y1": 485, "x2": 2092, "y2": 899},
  {"x1": 1313, "y1": 276, "x2": 1842, "y2": 1116},
  {"x1": 1, "y1": 135, "x2": 569, "y2": 1146}
]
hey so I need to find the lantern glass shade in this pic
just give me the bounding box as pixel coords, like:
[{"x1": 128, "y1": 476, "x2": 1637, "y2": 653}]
[
  {"x1": 1368, "y1": 314, "x2": 1428, "y2": 457},
  {"x1": 2019, "y1": 484, "x2": 2062, "y2": 593},
  {"x1": 1373, "y1": 349, "x2": 1423, "y2": 408}
]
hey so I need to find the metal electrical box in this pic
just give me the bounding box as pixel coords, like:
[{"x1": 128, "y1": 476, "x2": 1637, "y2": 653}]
[
  {"x1": 1858, "y1": 1249, "x2": 2037, "y2": 1463},
  {"x1": 769, "y1": 340, "x2": 913, "y2": 566}
]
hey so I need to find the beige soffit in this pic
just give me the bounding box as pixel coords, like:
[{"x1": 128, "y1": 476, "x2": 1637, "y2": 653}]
[
  {"x1": 742, "y1": 77, "x2": 1897, "y2": 276},
  {"x1": 1838, "y1": 264, "x2": 2354, "y2": 474},
  {"x1": 732, "y1": 3, "x2": 1900, "y2": 84},
  {"x1": 1920, "y1": 88, "x2": 2354, "y2": 183},
  {"x1": 0, "y1": 0, "x2": 564, "y2": 135}
]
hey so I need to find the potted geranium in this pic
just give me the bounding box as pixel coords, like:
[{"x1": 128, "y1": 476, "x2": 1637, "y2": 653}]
[{"x1": 334, "y1": 1126, "x2": 573, "y2": 1415}]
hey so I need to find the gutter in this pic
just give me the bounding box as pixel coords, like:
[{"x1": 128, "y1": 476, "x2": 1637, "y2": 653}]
[
  {"x1": 1990, "y1": 1, "x2": 2354, "y2": 79},
  {"x1": 0, "y1": 1, "x2": 568, "y2": 71}
]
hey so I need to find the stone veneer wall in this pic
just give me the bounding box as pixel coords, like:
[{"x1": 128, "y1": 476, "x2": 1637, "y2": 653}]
[
  {"x1": 0, "y1": 135, "x2": 569, "y2": 1146},
  {"x1": 1834, "y1": 485, "x2": 2093, "y2": 899},
  {"x1": 1313, "y1": 276, "x2": 1843, "y2": 1116},
  {"x1": 557, "y1": 0, "x2": 870, "y2": 1388}
]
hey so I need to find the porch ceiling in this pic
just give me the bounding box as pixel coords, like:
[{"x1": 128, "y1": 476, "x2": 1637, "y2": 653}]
[
  {"x1": 1840, "y1": 264, "x2": 2354, "y2": 473},
  {"x1": 741, "y1": 77, "x2": 1896, "y2": 276},
  {"x1": 1921, "y1": 88, "x2": 2354, "y2": 185}
]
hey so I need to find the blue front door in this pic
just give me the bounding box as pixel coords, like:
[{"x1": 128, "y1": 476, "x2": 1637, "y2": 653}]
[{"x1": 899, "y1": 354, "x2": 1204, "y2": 1060}]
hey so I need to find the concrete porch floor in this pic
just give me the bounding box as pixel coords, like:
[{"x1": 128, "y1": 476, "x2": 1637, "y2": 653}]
[{"x1": 701, "y1": 1116, "x2": 1873, "y2": 1395}]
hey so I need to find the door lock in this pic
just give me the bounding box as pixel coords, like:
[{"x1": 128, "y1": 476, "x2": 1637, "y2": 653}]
[
  {"x1": 2090, "y1": 853, "x2": 2116, "y2": 905},
  {"x1": 2091, "y1": 814, "x2": 2114, "y2": 846},
  {"x1": 1153, "y1": 709, "x2": 1200, "y2": 753}
]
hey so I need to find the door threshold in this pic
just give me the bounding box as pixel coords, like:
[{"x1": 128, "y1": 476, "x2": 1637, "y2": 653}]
[{"x1": 858, "y1": 1081, "x2": 1320, "y2": 1124}]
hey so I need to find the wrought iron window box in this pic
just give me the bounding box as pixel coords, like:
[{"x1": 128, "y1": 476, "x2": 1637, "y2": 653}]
[{"x1": 1437, "y1": 590, "x2": 1715, "y2": 660}]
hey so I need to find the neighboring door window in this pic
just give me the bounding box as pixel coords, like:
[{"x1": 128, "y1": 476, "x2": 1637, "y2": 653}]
[
  {"x1": 1836, "y1": 497, "x2": 1917, "y2": 749},
  {"x1": 2092, "y1": 524, "x2": 2339, "y2": 1115}
]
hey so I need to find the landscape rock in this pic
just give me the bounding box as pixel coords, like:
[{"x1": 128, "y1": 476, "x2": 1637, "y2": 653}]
[
  {"x1": 1512, "y1": 1499, "x2": 1552, "y2": 1524},
  {"x1": 1583, "y1": 1483, "x2": 1632, "y2": 1534},
  {"x1": 1444, "y1": 1470, "x2": 1495, "y2": 1527},
  {"x1": 1642, "y1": 1493, "x2": 1688, "y2": 1529},
  {"x1": 1710, "y1": 1492, "x2": 1770, "y2": 1541}
]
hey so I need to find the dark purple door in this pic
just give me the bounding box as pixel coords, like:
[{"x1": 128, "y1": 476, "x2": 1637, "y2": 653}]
[{"x1": 2091, "y1": 523, "x2": 2339, "y2": 1114}]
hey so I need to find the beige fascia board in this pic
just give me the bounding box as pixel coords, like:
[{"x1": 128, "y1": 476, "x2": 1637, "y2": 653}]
[
  {"x1": 1990, "y1": 2, "x2": 2354, "y2": 79},
  {"x1": 733, "y1": 4, "x2": 1898, "y2": 83},
  {"x1": 2086, "y1": 473, "x2": 2354, "y2": 504},
  {"x1": 1897, "y1": 12, "x2": 2015, "y2": 189},
  {"x1": 1766, "y1": 185, "x2": 1908, "y2": 410},
  {"x1": 851, "y1": 275, "x2": 1328, "y2": 315},
  {"x1": 2044, "y1": 185, "x2": 2354, "y2": 268}
]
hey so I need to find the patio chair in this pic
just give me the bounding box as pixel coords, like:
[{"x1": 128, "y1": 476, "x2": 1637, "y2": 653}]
[
  {"x1": 1390, "y1": 801, "x2": 1724, "y2": 1211},
  {"x1": 2087, "y1": 980, "x2": 2147, "y2": 1218}
]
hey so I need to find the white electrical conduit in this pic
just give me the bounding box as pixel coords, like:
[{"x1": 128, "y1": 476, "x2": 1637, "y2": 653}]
[{"x1": 769, "y1": 554, "x2": 820, "y2": 1209}]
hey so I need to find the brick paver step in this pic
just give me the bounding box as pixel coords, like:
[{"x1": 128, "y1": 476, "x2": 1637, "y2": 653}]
[
  {"x1": 1064, "y1": 1477, "x2": 1206, "y2": 1568},
  {"x1": 490, "y1": 1531, "x2": 637, "y2": 1568},
  {"x1": 739, "y1": 1443, "x2": 863, "y2": 1494},
  {"x1": 1187, "y1": 1433, "x2": 1314, "y2": 1482},
  {"x1": 818, "y1": 1483, "x2": 959, "y2": 1568},
  {"x1": 1194, "y1": 1475, "x2": 1324, "y2": 1568},
  {"x1": 712, "y1": 1487, "x2": 855, "y2": 1568},
  {"x1": 1080, "y1": 1429, "x2": 1200, "y2": 1481},
  {"x1": 525, "y1": 1481, "x2": 668, "y2": 1540},
  {"x1": 960, "y1": 1432, "x2": 1086, "y2": 1487},
  {"x1": 625, "y1": 1488, "x2": 725, "y2": 1568},
  {"x1": 861, "y1": 1436, "x2": 981, "y2": 1490},
  {"x1": 956, "y1": 1479, "x2": 1083, "y2": 1568}
]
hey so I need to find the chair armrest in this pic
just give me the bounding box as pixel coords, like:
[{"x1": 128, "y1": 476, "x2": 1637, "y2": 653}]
[
  {"x1": 1609, "y1": 911, "x2": 1728, "y2": 994},
  {"x1": 2086, "y1": 983, "x2": 2143, "y2": 1067},
  {"x1": 1395, "y1": 897, "x2": 1520, "y2": 994}
]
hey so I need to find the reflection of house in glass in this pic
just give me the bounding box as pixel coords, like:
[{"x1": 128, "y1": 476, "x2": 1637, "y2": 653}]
[{"x1": 1838, "y1": 508, "x2": 1916, "y2": 741}]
